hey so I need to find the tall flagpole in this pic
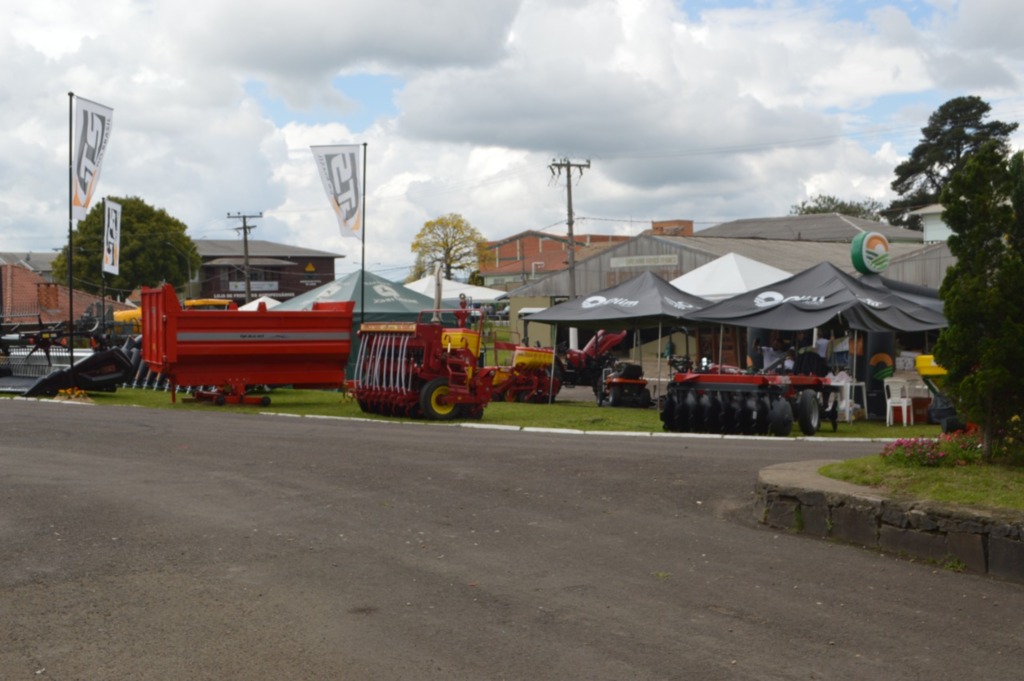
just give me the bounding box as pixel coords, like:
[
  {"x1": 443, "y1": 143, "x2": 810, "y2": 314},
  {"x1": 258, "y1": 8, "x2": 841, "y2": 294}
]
[
  {"x1": 67, "y1": 91, "x2": 76, "y2": 386},
  {"x1": 100, "y1": 200, "x2": 106, "y2": 336},
  {"x1": 360, "y1": 142, "x2": 367, "y2": 327}
]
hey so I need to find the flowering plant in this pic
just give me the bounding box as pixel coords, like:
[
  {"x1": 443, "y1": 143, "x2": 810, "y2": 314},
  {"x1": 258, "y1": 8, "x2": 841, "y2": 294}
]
[
  {"x1": 55, "y1": 387, "x2": 90, "y2": 400},
  {"x1": 881, "y1": 431, "x2": 983, "y2": 467}
]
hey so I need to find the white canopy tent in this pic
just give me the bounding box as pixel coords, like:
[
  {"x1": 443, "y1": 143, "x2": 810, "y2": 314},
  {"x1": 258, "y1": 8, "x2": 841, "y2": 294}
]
[
  {"x1": 670, "y1": 252, "x2": 791, "y2": 301},
  {"x1": 404, "y1": 276, "x2": 506, "y2": 305},
  {"x1": 669, "y1": 252, "x2": 792, "y2": 368}
]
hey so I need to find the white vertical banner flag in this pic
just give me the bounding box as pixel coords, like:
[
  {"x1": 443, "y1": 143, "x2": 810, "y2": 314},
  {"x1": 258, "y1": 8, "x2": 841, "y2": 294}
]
[
  {"x1": 311, "y1": 145, "x2": 362, "y2": 238},
  {"x1": 102, "y1": 199, "x2": 122, "y2": 276},
  {"x1": 72, "y1": 97, "x2": 114, "y2": 222}
]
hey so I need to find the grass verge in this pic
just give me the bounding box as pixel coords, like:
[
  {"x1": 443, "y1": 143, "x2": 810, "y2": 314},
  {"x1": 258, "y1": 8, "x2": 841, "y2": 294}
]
[
  {"x1": 39, "y1": 387, "x2": 940, "y2": 438},
  {"x1": 820, "y1": 456, "x2": 1024, "y2": 513}
]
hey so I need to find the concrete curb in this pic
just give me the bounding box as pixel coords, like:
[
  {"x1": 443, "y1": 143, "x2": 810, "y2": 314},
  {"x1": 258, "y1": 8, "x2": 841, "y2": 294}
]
[{"x1": 756, "y1": 460, "x2": 1024, "y2": 583}]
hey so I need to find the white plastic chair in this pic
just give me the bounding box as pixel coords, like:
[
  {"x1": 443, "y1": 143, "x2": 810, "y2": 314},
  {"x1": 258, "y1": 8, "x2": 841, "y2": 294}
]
[{"x1": 884, "y1": 378, "x2": 914, "y2": 426}]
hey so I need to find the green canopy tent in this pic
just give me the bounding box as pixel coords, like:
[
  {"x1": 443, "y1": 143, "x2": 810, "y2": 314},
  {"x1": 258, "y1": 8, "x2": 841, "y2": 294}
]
[{"x1": 275, "y1": 269, "x2": 433, "y2": 377}]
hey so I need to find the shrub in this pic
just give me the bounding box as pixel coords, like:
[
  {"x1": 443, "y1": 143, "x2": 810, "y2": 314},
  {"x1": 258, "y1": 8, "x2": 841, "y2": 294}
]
[{"x1": 993, "y1": 414, "x2": 1024, "y2": 465}]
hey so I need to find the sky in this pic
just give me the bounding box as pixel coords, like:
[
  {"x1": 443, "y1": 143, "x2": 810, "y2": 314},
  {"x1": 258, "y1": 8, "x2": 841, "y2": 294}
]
[{"x1": 2, "y1": 0, "x2": 1023, "y2": 281}]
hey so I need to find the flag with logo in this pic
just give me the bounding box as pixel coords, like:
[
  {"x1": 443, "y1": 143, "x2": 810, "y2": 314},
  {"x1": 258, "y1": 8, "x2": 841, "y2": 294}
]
[
  {"x1": 311, "y1": 144, "x2": 362, "y2": 238},
  {"x1": 102, "y1": 199, "x2": 122, "y2": 276},
  {"x1": 72, "y1": 97, "x2": 114, "y2": 222}
]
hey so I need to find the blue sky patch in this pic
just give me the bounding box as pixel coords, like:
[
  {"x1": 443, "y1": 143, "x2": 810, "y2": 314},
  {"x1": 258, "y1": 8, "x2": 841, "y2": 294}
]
[{"x1": 245, "y1": 74, "x2": 403, "y2": 131}]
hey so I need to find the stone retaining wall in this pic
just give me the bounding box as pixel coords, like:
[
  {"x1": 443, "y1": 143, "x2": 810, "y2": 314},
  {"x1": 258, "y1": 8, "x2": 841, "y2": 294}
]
[{"x1": 755, "y1": 460, "x2": 1024, "y2": 583}]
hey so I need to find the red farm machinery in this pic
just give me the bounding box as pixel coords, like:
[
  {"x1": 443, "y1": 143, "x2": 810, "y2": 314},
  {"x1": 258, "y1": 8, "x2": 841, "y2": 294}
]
[
  {"x1": 487, "y1": 328, "x2": 631, "y2": 405},
  {"x1": 658, "y1": 356, "x2": 838, "y2": 436},
  {"x1": 489, "y1": 343, "x2": 561, "y2": 403},
  {"x1": 140, "y1": 283, "x2": 354, "y2": 405},
  {"x1": 351, "y1": 300, "x2": 496, "y2": 420}
]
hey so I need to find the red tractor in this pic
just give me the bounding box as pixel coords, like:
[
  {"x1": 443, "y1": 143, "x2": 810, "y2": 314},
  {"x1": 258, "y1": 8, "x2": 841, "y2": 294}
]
[
  {"x1": 558, "y1": 329, "x2": 628, "y2": 397},
  {"x1": 351, "y1": 299, "x2": 496, "y2": 420}
]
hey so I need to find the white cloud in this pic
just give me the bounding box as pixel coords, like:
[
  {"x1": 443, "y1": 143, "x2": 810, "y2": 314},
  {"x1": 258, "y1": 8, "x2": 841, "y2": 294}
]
[{"x1": 1, "y1": 0, "x2": 1022, "y2": 278}]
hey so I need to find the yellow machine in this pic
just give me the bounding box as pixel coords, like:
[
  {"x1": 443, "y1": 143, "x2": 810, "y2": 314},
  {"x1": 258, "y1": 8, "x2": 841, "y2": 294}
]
[
  {"x1": 914, "y1": 354, "x2": 961, "y2": 431},
  {"x1": 112, "y1": 298, "x2": 236, "y2": 334}
]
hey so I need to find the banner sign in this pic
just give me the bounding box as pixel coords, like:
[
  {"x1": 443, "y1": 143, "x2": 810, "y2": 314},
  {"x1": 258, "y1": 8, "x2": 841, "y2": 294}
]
[
  {"x1": 102, "y1": 199, "x2": 121, "y2": 276},
  {"x1": 311, "y1": 144, "x2": 362, "y2": 238},
  {"x1": 72, "y1": 97, "x2": 114, "y2": 222}
]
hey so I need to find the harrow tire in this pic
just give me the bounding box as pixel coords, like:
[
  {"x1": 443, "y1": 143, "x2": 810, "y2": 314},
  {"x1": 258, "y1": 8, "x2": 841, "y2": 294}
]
[
  {"x1": 420, "y1": 377, "x2": 458, "y2": 421},
  {"x1": 768, "y1": 397, "x2": 794, "y2": 437},
  {"x1": 740, "y1": 396, "x2": 759, "y2": 435},
  {"x1": 797, "y1": 389, "x2": 820, "y2": 435},
  {"x1": 638, "y1": 388, "x2": 652, "y2": 409},
  {"x1": 756, "y1": 396, "x2": 772, "y2": 435},
  {"x1": 660, "y1": 393, "x2": 677, "y2": 430},
  {"x1": 700, "y1": 393, "x2": 722, "y2": 433},
  {"x1": 682, "y1": 390, "x2": 698, "y2": 432}
]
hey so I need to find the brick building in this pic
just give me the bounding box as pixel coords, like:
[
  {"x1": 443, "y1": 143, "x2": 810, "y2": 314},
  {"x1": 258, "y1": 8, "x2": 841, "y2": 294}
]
[
  {"x1": 0, "y1": 262, "x2": 132, "y2": 328},
  {"x1": 478, "y1": 231, "x2": 629, "y2": 289}
]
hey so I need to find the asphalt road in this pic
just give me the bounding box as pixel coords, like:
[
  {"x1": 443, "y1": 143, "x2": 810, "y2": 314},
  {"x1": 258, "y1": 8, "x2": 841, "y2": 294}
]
[{"x1": 2, "y1": 399, "x2": 1022, "y2": 680}]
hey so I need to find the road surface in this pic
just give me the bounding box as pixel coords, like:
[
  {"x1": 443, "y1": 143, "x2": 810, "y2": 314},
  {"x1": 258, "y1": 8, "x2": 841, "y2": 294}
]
[{"x1": 1, "y1": 399, "x2": 1021, "y2": 680}]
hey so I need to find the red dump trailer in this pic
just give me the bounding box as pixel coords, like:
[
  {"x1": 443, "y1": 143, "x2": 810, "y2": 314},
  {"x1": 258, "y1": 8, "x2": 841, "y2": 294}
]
[{"x1": 141, "y1": 284, "x2": 354, "y2": 405}]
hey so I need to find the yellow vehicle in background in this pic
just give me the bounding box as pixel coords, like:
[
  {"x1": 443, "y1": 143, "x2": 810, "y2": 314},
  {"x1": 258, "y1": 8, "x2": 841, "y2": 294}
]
[
  {"x1": 915, "y1": 354, "x2": 963, "y2": 432},
  {"x1": 111, "y1": 298, "x2": 236, "y2": 334}
]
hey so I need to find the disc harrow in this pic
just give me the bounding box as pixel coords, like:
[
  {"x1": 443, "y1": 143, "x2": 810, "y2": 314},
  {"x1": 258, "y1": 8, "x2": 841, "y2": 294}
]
[{"x1": 659, "y1": 357, "x2": 836, "y2": 436}]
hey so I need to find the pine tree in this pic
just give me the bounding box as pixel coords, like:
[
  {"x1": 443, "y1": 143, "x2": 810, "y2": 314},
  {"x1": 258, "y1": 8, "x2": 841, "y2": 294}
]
[{"x1": 933, "y1": 144, "x2": 1024, "y2": 461}]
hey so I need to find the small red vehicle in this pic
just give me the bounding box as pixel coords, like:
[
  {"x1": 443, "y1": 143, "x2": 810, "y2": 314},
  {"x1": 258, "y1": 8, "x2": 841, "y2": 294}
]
[{"x1": 596, "y1": 359, "x2": 652, "y2": 408}]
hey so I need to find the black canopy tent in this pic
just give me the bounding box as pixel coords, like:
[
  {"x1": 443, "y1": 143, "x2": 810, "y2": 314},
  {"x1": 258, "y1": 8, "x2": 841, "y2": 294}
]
[
  {"x1": 685, "y1": 262, "x2": 946, "y2": 333},
  {"x1": 523, "y1": 271, "x2": 710, "y2": 396},
  {"x1": 685, "y1": 262, "x2": 947, "y2": 416},
  {"x1": 524, "y1": 270, "x2": 709, "y2": 329}
]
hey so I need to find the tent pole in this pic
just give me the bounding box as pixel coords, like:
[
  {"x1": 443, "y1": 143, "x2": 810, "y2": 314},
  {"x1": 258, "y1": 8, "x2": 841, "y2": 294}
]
[
  {"x1": 656, "y1": 321, "x2": 662, "y2": 399},
  {"x1": 719, "y1": 324, "x2": 724, "y2": 366},
  {"x1": 548, "y1": 326, "x2": 557, "y2": 404}
]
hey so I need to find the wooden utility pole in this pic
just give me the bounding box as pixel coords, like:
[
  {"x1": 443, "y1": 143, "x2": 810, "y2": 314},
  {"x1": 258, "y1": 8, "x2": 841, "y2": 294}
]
[
  {"x1": 227, "y1": 211, "x2": 262, "y2": 303},
  {"x1": 549, "y1": 158, "x2": 590, "y2": 299}
]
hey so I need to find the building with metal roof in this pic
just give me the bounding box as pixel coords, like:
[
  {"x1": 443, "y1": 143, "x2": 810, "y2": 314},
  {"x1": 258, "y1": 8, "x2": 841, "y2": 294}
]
[
  {"x1": 695, "y1": 213, "x2": 923, "y2": 243},
  {"x1": 194, "y1": 239, "x2": 343, "y2": 304}
]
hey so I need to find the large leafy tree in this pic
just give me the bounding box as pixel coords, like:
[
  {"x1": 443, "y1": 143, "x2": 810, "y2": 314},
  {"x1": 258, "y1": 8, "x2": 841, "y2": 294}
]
[
  {"x1": 790, "y1": 194, "x2": 886, "y2": 221},
  {"x1": 409, "y1": 213, "x2": 485, "y2": 281},
  {"x1": 53, "y1": 196, "x2": 199, "y2": 298},
  {"x1": 933, "y1": 143, "x2": 1024, "y2": 462},
  {"x1": 888, "y1": 95, "x2": 1018, "y2": 228}
]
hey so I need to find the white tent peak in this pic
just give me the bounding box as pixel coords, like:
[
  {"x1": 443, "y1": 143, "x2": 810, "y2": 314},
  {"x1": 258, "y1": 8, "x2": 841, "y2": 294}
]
[
  {"x1": 670, "y1": 253, "x2": 791, "y2": 302},
  {"x1": 404, "y1": 276, "x2": 505, "y2": 304},
  {"x1": 238, "y1": 295, "x2": 281, "y2": 311}
]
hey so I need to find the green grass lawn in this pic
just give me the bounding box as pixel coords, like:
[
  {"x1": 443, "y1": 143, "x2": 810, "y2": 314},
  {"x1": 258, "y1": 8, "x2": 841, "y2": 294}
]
[{"x1": 63, "y1": 386, "x2": 939, "y2": 438}]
